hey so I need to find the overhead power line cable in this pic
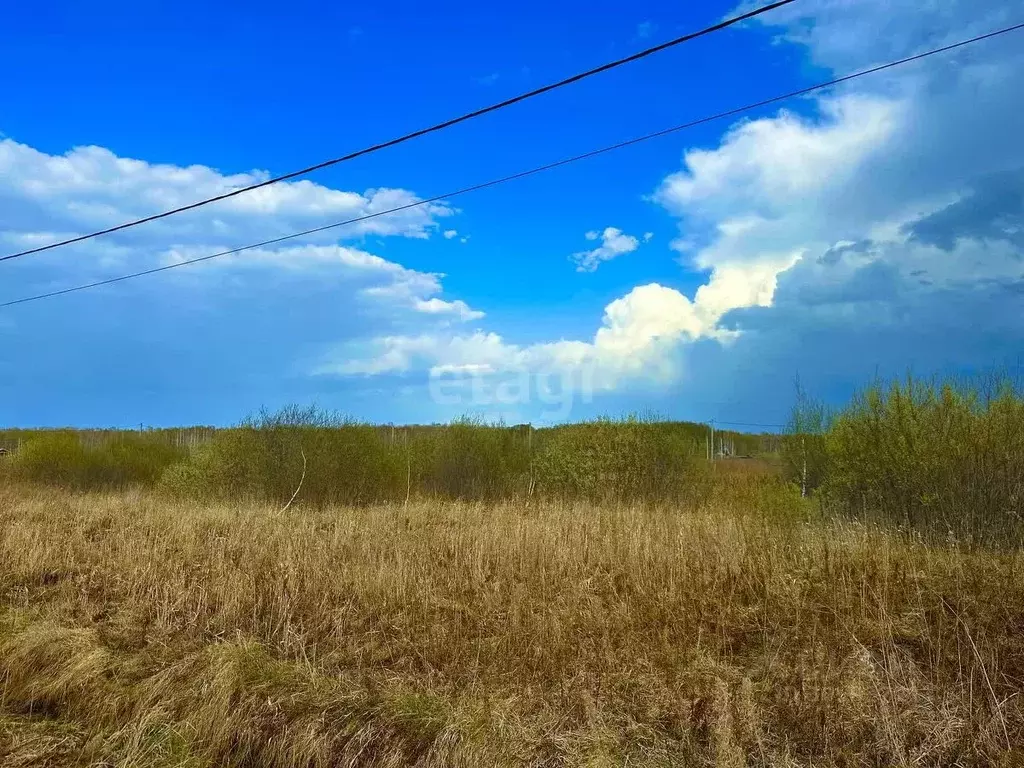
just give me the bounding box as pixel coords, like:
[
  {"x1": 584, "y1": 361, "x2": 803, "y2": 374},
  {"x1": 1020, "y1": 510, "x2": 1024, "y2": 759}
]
[
  {"x1": 2, "y1": 22, "x2": 1021, "y2": 310},
  {"x1": 0, "y1": 0, "x2": 796, "y2": 263}
]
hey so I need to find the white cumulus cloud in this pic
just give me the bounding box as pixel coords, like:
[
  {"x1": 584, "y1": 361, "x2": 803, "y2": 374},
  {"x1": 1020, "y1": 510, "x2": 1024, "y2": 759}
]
[
  {"x1": 414, "y1": 298, "x2": 485, "y2": 322},
  {"x1": 324, "y1": 277, "x2": 769, "y2": 391},
  {"x1": 571, "y1": 227, "x2": 643, "y2": 272},
  {"x1": 0, "y1": 136, "x2": 482, "y2": 341},
  {"x1": 0, "y1": 138, "x2": 454, "y2": 264}
]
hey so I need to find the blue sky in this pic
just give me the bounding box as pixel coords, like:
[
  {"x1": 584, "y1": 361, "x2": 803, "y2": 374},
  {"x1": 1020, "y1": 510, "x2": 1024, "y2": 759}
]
[{"x1": 1, "y1": 0, "x2": 1022, "y2": 427}]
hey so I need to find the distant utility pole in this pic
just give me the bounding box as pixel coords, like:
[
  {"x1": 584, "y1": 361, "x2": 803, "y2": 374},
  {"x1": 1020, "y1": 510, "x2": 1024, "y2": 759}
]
[{"x1": 710, "y1": 419, "x2": 715, "y2": 465}]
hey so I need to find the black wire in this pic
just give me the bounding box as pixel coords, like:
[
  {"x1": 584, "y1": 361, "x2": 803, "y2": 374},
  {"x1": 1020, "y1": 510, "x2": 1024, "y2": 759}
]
[
  {"x1": 0, "y1": 0, "x2": 796, "y2": 263},
  {"x1": 2, "y1": 22, "x2": 1021, "y2": 310}
]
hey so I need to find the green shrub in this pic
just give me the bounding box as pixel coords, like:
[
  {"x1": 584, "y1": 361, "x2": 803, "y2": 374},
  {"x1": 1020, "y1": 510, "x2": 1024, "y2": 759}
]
[
  {"x1": 8, "y1": 432, "x2": 186, "y2": 491},
  {"x1": 780, "y1": 383, "x2": 832, "y2": 496},
  {"x1": 819, "y1": 376, "x2": 1024, "y2": 545},
  {"x1": 534, "y1": 417, "x2": 704, "y2": 502},
  {"x1": 409, "y1": 418, "x2": 532, "y2": 501},
  {"x1": 160, "y1": 406, "x2": 405, "y2": 507}
]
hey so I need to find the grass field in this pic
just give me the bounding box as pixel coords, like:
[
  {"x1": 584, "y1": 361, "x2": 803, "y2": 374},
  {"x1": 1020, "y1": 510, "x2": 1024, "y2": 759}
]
[
  {"x1": 1, "y1": 377, "x2": 1022, "y2": 766},
  {"x1": 1, "y1": 477, "x2": 1023, "y2": 767}
]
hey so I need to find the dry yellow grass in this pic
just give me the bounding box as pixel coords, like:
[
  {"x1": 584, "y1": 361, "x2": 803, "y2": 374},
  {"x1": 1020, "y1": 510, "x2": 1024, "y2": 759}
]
[{"x1": 1, "y1": 481, "x2": 1023, "y2": 766}]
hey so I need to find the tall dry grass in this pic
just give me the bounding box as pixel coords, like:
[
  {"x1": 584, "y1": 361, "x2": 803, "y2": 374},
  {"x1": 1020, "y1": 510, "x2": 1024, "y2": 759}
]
[{"x1": 1, "y1": 479, "x2": 1022, "y2": 766}]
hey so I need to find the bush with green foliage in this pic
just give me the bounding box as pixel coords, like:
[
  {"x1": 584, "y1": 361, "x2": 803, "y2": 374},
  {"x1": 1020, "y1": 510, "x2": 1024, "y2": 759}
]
[
  {"x1": 534, "y1": 417, "x2": 705, "y2": 502},
  {"x1": 160, "y1": 406, "x2": 406, "y2": 506},
  {"x1": 6, "y1": 432, "x2": 186, "y2": 491},
  {"x1": 780, "y1": 382, "x2": 832, "y2": 496},
  {"x1": 408, "y1": 418, "x2": 533, "y2": 501},
  {"x1": 820, "y1": 376, "x2": 1024, "y2": 545}
]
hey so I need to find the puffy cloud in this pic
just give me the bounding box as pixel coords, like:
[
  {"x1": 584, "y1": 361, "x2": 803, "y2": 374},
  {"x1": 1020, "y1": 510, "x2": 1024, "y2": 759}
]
[
  {"x1": 0, "y1": 138, "x2": 454, "y2": 262},
  {"x1": 0, "y1": 137, "x2": 476, "y2": 315},
  {"x1": 414, "y1": 298, "x2": 485, "y2": 322},
  {"x1": 734, "y1": 0, "x2": 1020, "y2": 73},
  {"x1": 667, "y1": 0, "x2": 1024, "y2": 410},
  {"x1": 571, "y1": 227, "x2": 643, "y2": 272},
  {"x1": 326, "y1": 278, "x2": 768, "y2": 392},
  {"x1": 152, "y1": 241, "x2": 485, "y2": 322},
  {"x1": 443, "y1": 229, "x2": 459, "y2": 240},
  {"x1": 656, "y1": 95, "x2": 902, "y2": 246}
]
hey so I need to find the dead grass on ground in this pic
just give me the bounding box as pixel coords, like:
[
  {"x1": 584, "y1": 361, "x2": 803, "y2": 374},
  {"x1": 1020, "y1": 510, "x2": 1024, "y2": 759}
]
[{"x1": 1, "y1": 482, "x2": 1022, "y2": 766}]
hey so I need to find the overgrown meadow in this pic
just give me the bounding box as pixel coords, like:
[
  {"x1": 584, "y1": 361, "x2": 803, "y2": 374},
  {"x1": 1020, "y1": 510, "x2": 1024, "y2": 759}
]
[{"x1": 0, "y1": 376, "x2": 1022, "y2": 766}]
